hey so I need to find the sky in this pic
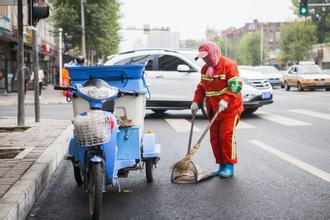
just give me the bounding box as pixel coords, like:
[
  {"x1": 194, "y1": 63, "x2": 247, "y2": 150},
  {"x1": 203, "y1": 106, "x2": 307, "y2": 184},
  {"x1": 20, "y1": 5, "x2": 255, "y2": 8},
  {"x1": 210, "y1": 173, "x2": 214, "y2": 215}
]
[{"x1": 118, "y1": 0, "x2": 297, "y2": 51}]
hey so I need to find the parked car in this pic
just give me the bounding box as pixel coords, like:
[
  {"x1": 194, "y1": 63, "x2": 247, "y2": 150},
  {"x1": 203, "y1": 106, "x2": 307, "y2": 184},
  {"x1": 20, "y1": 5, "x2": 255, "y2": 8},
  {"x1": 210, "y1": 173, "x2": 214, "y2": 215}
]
[
  {"x1": 282, "y1": 64, "x2": 330, "y2": 91},
  {"x1": 105, "y1": 49, "x2": 273, "y2": 115},
  {"x1": 253, "y1": 66, "x2": 283, "y2": 88},
  {"x1": 238, "y1": 67, "x2": 273, "y2": 114}
]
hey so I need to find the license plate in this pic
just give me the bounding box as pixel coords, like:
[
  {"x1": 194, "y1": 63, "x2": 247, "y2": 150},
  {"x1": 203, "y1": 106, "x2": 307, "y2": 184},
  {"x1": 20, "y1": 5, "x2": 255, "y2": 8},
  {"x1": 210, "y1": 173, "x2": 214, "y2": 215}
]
[{"x1": 261, "y1": 92, "x2": 271, "y2": 100}]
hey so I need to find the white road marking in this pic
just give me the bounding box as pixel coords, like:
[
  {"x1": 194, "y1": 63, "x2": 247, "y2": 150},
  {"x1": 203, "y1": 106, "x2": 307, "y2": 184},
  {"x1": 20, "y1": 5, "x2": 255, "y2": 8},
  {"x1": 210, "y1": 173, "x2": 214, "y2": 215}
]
[
  {"x1": 236, "y1": 121, "x2": 255, "y2": 129},
  {"x1": 289, "y1": 109, "x2": 330, "y2": 120},
  {"x1": 256, "y1": 111, "x2": 310, "y2": 126},
  {"x1": 165, "y1": 119, "x2": 200, "y2": 133},
  {"x1": 250, "y1": 140, "x2": 330, "y2": 183}
]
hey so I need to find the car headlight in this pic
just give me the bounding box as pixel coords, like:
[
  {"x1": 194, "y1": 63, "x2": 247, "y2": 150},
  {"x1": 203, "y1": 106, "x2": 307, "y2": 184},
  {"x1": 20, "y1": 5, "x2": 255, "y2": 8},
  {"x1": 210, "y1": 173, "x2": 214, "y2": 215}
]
[
  {"x1": 80, "y1": 86, "x2": 118, "y2": 99},
  {"x1": 241, "y1": 78, "x2": 251, "y2": 86},
  {"x1": 243, "y1": 94, "x2": 256, "y2": 101}
]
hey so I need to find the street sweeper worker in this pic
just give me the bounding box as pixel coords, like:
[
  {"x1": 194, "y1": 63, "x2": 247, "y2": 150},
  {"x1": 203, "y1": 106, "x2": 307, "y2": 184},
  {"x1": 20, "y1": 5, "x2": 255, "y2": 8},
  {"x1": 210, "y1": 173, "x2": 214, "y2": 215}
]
[{"x1": 191, "y1": 42, "x2": 243, "y2": 178}]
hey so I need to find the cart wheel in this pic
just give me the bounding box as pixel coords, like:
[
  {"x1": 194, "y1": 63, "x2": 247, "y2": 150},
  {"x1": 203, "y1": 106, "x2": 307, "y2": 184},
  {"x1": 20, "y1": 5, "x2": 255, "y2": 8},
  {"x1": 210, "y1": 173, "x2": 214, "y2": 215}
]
[
  {"x1": 73, "y1": 164, "x2": 83, "y2": 186},
  {"x1": 145, "y1": 159, "x2": 154, "y2": 183},
  {"x1": 89, "y1": 163, "x2": 103, "y2": 220}
]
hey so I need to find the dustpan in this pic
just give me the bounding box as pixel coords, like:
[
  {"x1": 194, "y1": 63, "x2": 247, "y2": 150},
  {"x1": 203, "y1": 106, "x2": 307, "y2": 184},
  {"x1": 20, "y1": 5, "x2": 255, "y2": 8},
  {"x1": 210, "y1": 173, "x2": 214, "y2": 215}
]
[{"x1": 171, "y1": 109, "x2": 221, "y2": 184}]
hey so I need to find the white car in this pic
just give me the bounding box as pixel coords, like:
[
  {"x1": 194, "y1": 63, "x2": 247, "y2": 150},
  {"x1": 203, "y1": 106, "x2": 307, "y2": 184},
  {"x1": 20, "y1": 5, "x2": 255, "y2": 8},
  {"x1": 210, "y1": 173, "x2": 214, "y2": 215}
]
[
  {"x1": 105, "y1": 49, "x2": 273, "y2": 115},
  {"x1": 253, "y1": 66, "x2": 283, "y2": 88}
]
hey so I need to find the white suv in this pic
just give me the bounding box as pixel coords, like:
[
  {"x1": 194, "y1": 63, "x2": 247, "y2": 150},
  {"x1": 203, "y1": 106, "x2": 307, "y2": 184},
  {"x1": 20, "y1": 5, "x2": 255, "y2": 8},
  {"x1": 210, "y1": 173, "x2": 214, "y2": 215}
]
[{"x1": 105, "y1": 49, "x2": 273, "y2": 115}]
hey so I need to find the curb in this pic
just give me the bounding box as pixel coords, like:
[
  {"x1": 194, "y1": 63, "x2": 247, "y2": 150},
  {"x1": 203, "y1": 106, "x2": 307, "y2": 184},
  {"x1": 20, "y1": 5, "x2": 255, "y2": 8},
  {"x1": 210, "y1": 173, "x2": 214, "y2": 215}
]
[{"x1": 0, "y1": 124, "x2": 73, "y2": 220}]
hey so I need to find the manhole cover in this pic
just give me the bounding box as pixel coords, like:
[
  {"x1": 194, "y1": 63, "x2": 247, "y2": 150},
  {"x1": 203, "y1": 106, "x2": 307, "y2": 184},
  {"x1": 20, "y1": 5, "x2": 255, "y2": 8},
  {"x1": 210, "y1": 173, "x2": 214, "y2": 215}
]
[
  {"x1": 0, "y1": 148, "x2": 25, "y2": 159},
  {"x1": 0, "y1": 127, "x2": 30, "y2": 133}
]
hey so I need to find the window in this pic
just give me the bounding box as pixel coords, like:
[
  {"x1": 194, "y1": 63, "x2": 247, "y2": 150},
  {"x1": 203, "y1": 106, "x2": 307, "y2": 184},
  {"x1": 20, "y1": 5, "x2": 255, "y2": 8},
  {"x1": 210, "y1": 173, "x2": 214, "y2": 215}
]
[
  {"x1": 114, "y1": 55, "x2": 154, "y2": 70},
  {"x1": 157, "y1": 55, "x2": 191, "y2": 71}
]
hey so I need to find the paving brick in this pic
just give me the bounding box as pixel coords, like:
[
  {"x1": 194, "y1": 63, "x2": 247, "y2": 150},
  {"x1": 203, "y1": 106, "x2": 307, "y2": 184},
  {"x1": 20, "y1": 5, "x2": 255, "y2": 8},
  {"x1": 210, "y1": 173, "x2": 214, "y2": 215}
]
[
  {"x1": 24, "y1": 152, "x2": 42, "y2": 160},
  {"x1": 0, "y1": 177, "x2": 17, "y2": 185}
]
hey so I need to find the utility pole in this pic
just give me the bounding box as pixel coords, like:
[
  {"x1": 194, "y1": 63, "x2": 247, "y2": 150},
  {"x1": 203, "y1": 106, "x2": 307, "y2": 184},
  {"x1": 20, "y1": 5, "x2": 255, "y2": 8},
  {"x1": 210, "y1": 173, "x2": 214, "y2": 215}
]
[
  {"x1": 58, "y1": 28, "x2": 63, "y2": 85},
  {"x1": 80, "y1": 0, "x2": 86, "y2": 58},
  {"x1": 17, "y1": 0, "x2": 25, "y2": 126},
  {"x1": 33, "y1": 27, "x2": 40, "y2": 122},
  {"x1": 260, "y1": 23, "x2": 264, "y2": 65}
]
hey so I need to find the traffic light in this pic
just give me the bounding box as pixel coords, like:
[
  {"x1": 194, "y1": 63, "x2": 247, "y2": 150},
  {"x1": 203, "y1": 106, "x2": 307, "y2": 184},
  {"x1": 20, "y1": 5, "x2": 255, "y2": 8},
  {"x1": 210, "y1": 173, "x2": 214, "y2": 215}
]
[
  {"x1": 64, "y1": 33, "x2": 73, "y2": 53},
  {"x1": 28, "y1": 0, "x2": 50, "y2": 26},
  {"x1": 299, "y1": 0, "x2": 309, "y2": 15}
]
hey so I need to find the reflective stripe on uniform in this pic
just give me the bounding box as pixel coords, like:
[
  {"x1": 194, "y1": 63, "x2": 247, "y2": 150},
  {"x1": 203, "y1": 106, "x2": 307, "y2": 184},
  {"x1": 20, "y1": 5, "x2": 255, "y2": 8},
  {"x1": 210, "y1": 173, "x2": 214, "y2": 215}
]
[
  {"x1": 201, "y1": 74, "x2": 226, "y2": 81},
  {"x1": 205, "y1": 87, "x2": 229, "y2": 97},
  {"x1": 231, "y1": 115, "x2": 238, "y2": 160}
]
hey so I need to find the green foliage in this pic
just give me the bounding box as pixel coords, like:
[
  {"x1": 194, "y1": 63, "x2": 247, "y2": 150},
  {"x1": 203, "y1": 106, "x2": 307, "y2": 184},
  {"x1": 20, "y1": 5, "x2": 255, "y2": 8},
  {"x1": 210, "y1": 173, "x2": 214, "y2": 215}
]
[
  {"x1": 238, "y1": 32, "x2": 262, "y2": 66},
  {"x1": 291, "y1": 0, "x2": 330, "y2": 43},
  {"x1": 280, "y1": 21, "x2": 317, "y2": 63},
  {"x1": 212, "y1": 36, "x2": 237, "y2": 60},
  {"x1": 50, "y1": 0, "x2": 120, "y2": 60}
]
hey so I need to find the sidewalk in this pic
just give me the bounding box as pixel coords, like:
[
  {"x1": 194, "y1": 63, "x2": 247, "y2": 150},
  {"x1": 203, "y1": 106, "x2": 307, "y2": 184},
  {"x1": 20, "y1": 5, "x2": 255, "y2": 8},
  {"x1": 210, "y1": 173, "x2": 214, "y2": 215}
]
[
  {"x1": 0, "y1": 85, "x2": 68, "y2": 106},
  {"x1": 0, "y1": 117, "x2": 73, "y2": 220}
]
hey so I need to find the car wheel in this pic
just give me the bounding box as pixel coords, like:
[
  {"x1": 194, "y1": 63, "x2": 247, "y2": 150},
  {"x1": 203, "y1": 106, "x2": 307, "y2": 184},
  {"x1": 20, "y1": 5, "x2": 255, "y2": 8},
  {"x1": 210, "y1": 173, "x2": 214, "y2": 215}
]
[
  {"x1": 297, "y1": 82, "x2": 304, "y2": 91},
  {"x1": 151, "y1": 109, "x2": 167, "y2": 114},
  {"x1": 284, "y1": 81, "x2": 290, "y2": 91},
  {"x1": 243, "y1": 108, "x2": 258, "y2": 115},
  {"x1": 326, "y1": 88, "x2": 330, "y2": 91},
  {"x1": 200, "y1": 99, "x2": 208, "y2": 118}
]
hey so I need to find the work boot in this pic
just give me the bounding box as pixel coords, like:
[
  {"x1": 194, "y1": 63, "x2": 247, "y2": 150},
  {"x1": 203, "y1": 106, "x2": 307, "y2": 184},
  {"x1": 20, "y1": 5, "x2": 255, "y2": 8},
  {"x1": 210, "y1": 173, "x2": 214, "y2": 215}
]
[
  {"x1": 211, "y1": 164, "x2": 225, "y2": 176},
  {"x1": 219, "y1": 164, "x2": 234, "y2": 178}
]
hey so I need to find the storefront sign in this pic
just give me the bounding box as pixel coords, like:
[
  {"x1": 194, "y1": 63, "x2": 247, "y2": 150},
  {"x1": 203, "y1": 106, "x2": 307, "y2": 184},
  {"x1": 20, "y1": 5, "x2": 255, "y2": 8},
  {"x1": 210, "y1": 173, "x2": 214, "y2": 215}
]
[{"x1": 0, "y1": 16, "x2": 11, "y2": 32}]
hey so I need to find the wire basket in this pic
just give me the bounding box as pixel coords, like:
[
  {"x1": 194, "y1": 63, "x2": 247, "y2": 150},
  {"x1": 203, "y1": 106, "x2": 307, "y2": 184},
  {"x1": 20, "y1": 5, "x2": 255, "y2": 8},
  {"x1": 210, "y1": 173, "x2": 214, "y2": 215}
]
[{"x1": 72, "y1": 110, "x2": 111, "y2": 147}]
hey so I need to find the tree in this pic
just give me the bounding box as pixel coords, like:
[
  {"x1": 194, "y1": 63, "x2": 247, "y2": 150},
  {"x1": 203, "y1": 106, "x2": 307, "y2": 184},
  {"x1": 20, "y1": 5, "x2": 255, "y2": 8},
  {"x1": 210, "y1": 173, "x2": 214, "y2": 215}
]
[
  {"x1": 50, "y1": 0, "x2": 120, "y2": 61},
  {"x1": 280, "y1": 21, "x2": 317, "y2": 64},
  {"x1": 291, "y1": 0, "x2": 330, "y2": 43},
  {"x1": 238, "y1": 32, "x2": 264, "y2": 66},
  {"x1": 212, "y1": 36, "x2": 237, "y2": 60}
]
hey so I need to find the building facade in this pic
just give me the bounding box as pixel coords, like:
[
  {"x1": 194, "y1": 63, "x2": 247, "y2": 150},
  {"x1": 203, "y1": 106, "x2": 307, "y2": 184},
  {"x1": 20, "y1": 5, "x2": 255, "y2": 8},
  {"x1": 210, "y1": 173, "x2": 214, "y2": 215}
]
[
  {"x1": 0, "y1": 3, "x2": 57, "y2": 94},
  {"x1": 221, "y1": 19, "x2": 287, "y2": 66}
]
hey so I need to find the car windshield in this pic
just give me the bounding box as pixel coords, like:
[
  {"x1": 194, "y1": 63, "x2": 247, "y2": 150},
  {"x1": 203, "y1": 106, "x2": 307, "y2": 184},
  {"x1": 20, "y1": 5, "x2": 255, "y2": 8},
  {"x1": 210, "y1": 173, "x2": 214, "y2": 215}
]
[
  {"x1": 254, "y1": 66, "x2": 279, "y2": 74},
  {"x1": 298, "y1": 65, "x2": 323, "y2": 74}
]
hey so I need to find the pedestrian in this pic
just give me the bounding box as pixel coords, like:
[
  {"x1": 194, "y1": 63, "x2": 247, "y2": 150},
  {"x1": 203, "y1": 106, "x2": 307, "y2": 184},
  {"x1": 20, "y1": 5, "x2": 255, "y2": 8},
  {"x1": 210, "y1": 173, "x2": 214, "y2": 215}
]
[
  {"x1": 191, "y1": 42, "x2": 244, "y2": 178},
  {"x1": 22, "y1": 63, "x2": 31, "y2": 95},
  {"x1": 75, "y1": 55, "x2": 85, "y2": 66},
  {"x1": 38, "y1": 68, "x2": 44, "y2": 98}
]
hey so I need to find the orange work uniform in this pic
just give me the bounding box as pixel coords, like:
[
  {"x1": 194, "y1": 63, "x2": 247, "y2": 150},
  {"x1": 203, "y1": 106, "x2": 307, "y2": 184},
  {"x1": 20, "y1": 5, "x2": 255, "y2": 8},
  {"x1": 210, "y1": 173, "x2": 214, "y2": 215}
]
[{"x1": 193, "y1": 56, "x2": 243, "y2": 164}]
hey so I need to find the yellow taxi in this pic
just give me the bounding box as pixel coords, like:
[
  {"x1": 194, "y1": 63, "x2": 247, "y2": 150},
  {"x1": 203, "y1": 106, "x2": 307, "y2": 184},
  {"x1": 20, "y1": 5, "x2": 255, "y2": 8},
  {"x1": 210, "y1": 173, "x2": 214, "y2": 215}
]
[{"x1": 282, "y1": 64, "x2": 330, "y2": 91}]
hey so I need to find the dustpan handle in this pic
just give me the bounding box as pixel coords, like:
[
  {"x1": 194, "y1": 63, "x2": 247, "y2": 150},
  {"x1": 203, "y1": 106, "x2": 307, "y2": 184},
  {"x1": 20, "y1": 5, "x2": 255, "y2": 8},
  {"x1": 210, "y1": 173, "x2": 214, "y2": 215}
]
[{"x1": 187, "y1": 112, "x2": 196, "y2": 154}]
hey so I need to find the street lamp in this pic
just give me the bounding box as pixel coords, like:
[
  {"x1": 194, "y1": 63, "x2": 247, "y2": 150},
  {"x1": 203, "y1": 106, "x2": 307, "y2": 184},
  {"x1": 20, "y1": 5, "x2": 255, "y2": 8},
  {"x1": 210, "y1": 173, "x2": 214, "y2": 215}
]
[{"x1": 58, "y1": 28, "x2": 63, "y2": 85}]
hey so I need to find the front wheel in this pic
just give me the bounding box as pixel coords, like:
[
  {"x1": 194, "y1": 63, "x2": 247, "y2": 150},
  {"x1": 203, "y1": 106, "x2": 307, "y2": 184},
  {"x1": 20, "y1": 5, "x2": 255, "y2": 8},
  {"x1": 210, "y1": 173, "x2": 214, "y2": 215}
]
[
  {"x1": 145, "y1": 159, "x2": 154, "y2": 183},
  {"x1": 89, "y1": 163, "x2": 103, "y2": 220},
  {"x1": 243, "y1": 107, "x2": 258, "y2": 115},
  {"x1": 284, "y1": 81, "x2": 290, "y2": 91},
  {"x1": 326, "y1": 88, "x2": 330, "y2": 91},
  {"x1": 297, "y1": 82, "x2": 304, "y2": 91}
]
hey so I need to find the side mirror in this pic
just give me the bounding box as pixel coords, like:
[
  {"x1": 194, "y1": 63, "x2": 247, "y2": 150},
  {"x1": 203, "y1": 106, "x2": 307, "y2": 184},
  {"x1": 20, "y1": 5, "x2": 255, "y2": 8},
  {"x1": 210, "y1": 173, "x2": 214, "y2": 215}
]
[{"x1": 177, "y1": 64, "x2": 190, "y2": 72}]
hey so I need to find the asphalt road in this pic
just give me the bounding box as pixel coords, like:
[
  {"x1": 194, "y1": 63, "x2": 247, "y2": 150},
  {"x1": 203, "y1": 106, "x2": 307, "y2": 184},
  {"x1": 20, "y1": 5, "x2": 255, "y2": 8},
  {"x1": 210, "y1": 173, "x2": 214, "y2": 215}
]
[{"x1": 2, "y1": 89, "x2": 330, "y2": 219}]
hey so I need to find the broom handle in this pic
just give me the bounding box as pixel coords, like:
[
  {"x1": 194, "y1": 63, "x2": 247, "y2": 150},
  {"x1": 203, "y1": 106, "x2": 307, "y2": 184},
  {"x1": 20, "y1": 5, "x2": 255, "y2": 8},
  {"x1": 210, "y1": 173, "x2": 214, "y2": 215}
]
[
  {"x1": 196, "y1": 108, "x2": 221, "y2": 145},
  {"x1": 187, "y1": 112, "x2": 196, "y2": 154},
  {"x1": 185, "y1": 108, "x2": 221, "y2": 158}
]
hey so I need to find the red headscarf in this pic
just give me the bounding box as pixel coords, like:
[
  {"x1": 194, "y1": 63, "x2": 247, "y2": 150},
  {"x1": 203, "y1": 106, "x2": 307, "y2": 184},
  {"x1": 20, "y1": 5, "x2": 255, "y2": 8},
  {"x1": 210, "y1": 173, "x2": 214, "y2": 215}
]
[{"x1": 198, "y1": 42, "x2": 222, "y2": 77}]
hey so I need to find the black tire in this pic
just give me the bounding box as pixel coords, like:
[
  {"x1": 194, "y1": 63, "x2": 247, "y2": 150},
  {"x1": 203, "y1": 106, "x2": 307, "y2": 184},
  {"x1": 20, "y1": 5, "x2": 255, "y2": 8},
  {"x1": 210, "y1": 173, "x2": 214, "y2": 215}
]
[
  {"x1": 200, "y1": 99, "x2": 208, "y2": 118},
  {"x1": 284, "y1": 81, "x2": 290, "y2": 91},
  {"x1": 243, "y1": 107, "x2": 258, "y2": 115},
  {"x1": 145, "y1": 159, "x2": 154, "y2": 183},
  {"x1": 297, "y1": 82, "x2": 304, "y2": 91},
  {"x1": 326, "y1": 88, "x2": 330, "y2": 91},
  {"x1": 151, "y1": 109, "x2": 167, "y2": 114},
  {"x1": 73, "y1": 164, "x2": 83, "y2": 186},
  {"x1": 89, "y1": 163, "x2": 103, "y2": 220}
]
